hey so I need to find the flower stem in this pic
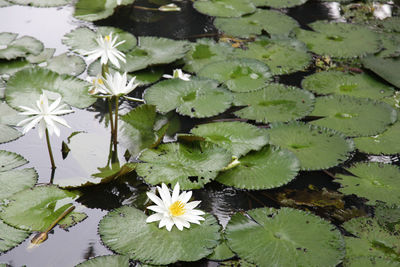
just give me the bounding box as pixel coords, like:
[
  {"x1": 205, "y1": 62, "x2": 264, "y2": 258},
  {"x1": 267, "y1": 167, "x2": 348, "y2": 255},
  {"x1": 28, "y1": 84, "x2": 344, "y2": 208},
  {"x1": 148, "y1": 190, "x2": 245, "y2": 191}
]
[
  {"x1": 45, "y1": 129, "x2": 56, "y2": 170},
  {"x1": 108, "y1": 97, "x2": 114, "y2": 134},
  {"x1": 113, "y1": 96, "x2": 119, "y2": 155}
]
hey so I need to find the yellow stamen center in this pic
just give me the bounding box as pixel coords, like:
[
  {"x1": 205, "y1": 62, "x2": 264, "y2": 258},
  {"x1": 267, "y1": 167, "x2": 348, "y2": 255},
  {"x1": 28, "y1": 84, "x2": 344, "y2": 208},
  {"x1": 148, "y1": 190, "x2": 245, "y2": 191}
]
[
  {"x1": 104, "y1": 35, "x2": 111, "y2": 42},
  {"x1": 169, "y1": 201, "x2": 185, "y2": 216}
]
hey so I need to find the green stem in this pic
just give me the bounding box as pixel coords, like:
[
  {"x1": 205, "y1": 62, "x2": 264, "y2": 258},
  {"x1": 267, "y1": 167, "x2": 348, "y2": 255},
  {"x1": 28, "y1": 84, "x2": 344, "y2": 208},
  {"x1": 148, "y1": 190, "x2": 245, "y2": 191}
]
[
  {"x1": 132, "y1": 5, "x2": 159, "y2": 11},
  {"x1": 45, "y1": 206, "x2": 75, "y2": 234},
  {"x1": 113, "y1": 96, "x2": 119, "y2": 155},
  {"x1": 108, "y1": 97, "x2": 114, "y2": 134},
  {"x1": 45, "y1": 129, "x2": 56, "y2": 170}
]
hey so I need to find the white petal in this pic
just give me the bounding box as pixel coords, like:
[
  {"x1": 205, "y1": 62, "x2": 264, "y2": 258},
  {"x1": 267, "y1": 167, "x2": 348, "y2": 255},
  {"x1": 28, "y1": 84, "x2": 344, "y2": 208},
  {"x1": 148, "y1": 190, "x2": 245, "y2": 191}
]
[
  {"x1": 162, "y1": 74, "x2": 173, "y2": 79},
  {"x1": 187, "y1": 209, "x2": 205, "y2": 216},
  {"x1": 171, "y1": 182, "x2": 180, "y2": 202},
  {"x1": 20, "y1": 116, "x2": 41, "y2": 134},
  {"x1": 159, "y1": 217, "x2": 171, "y2": 229},
  {"x1": 158, "y1": 183, "x2": 172, "y2": 206},
  {"x1": 165, "y1": 220, "x2": 174, "y2": 231},
  {"x1": 178, "y1": 190, "x2": 192, "y2": 204},
  {"x1": 172, "y1": 217, "x2": 184, "y2": 231},
  {"x1": 49, "y1": 115, "x2": 71, "y2": 128},
  {"x1": 146, "y1": 192, "x2": 165, "y2": 208},
  {"x1": 147, "y1": 205, "x2": 166, "y2": 214},
  {"x1": 48, "y1": 97, "x2": 62, "y2": 113},
  {"x1": 185, "y1": 200, "x2": 201, "y2": 210},
  {"x1": 146, "y1": 213, "x2": 163, "y2": 223}
]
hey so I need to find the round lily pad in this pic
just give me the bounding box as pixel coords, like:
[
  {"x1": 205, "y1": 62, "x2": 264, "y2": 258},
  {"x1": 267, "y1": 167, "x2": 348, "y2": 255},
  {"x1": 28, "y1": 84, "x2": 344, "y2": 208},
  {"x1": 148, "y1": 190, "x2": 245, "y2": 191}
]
[
  {"x1": 214, "y1": 9, "x2": 299, "y2": 38},
  {"x1": 378, "y1": 17, "x2": 400, "y2": 33},
  {"x1": 5, "y1": 67, "x2": 95, "y2": 109},
  {"x1": 334, "y1": 162, "x2": 400, "y2": 206},
  {"x1": 217, "y1": 145, "x2": 300, "y2": 190},
  {"x1": 193, "y1": 0, "x2": 256, "y2": 18},
  {"x1": 8, "y1": 0, "x2": 72, "y2": 6},
  {"x1": 76, "y1": 255, "x2": 129, "y2": 267},
  {"x1": 295, "y1": 21, "x2": 380, "y2": 58},
  {"x1": 46, "y1": 53, "x2": 86, "y2": 76},
  {"x1": 0, "y1": 185, "x2": 79, "y2": 231},
  {"x1": 0, "y1": 59, "x2": 31, "y2": 76},
  {"x1": 362, "y1": 56, "x2": 400, "y2": 88},
  {"x1": 301, "y1": 71, "x2": 394, "y2": 100},
  {"x1": 0, "y1": 220, "x2": 30, "y2": 253},
  {"x1": 0, "y1": 32, "x2": 17, "y2": 46},
  {"x1": 0, "y1": 168, "x2": 37, "y2": 200},
  {"x1": 250, "y1": 0, "x2": 307, "y2": 8},
  {"x1": 190, "y1": 121, "x2": 269, "y2": 157},
  {"x1": 26, "y1": 48, "x2": 55, "y2": 64},
  {"x1": 225, "y1": 207, "x2": 345, "y2": 267},
  {"x1": 144, "y1": 77, "x2": 233, "y2": 118},
  {"x1": 99, "y1": 205, "x2": 221, "y2": 265},
  {"x1": 266, "y1": 122, "x2": 354, "y2": 170},
  {"x1": 207, "y1": 240, "x2": 235, "y2": 261},
  {"x1": 309, "y1": 95, "x2": 397, "y2": 137},
  {"x1": 234, "y1": 37, "x2": 311, "y2": 75},
  {"x1": 136, "y1": 141, "x2": 232, "y2": 189},
  {"x1": 197, "y1": 58, "x2": 272, "y2": 92},
  {"x1": 0, "y1": 124, "x2": 21, "y2": 144},
  {"x1": 0, "y1": 35, "x2": 44, "y2": 60},
  {"x1": 0, "y1": 150, "x2": 28, "y2": 172},
  {"x1": 233, "y1": 83, "x2": 315, "y2": 123},
  {"x1": 378, "y1": 32, "x2": 400, "y2": 58},
  {"x1": 74, "y1": 0, "x2": 135, "y2": 21}
]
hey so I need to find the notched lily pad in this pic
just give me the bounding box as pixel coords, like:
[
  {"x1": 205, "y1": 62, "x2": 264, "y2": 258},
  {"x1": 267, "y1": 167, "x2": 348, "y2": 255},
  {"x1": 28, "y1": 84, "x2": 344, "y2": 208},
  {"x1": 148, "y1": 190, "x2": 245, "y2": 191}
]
[
  {"x1": 58, "y1": 211, "x2": 87, "y2": 230},
  {"x1": 193, "y1": 0, "x2": 256, "y2": 18},
  {"x1": 76, "y1": 255, "x2": 130, "y2": 267},
  {"x1": 0, "y1": 220, "x2": 30, "y2": 253},
  {"x1": 0, "y1": 150, "x2": 28, "y2": 172},
  {"x1": 0, "y1": 59, "x2": 31, "y2": 76},
  {"x1": 0, "y1": 34, "x2": 43, "y2": 60}
]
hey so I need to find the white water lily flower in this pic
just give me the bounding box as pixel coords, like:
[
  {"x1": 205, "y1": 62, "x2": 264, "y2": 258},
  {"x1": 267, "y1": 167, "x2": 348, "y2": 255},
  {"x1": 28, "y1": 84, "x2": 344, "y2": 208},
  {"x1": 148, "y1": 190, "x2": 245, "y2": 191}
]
[
  {"x1": 146, "y1": 183, "x2": 205, "y2": 231},
  {"x1": 17, "y1": 92, "x2": 74, "y2": 139},
  {"x1": 79, "y1": 32, "x2": 126, "y2": 69},
  {"x1": 116, "y1": 0, "x2": 122, "y2": 5},
  {"x1": 100, "y1": 71, "x2": 140, "y2": 97},
  {"x1": 162, "y1": 69, "x2": 191, "y2": 81},
  {"x1": 86, "y1": 74, "x2": 108, "y2": 95}
]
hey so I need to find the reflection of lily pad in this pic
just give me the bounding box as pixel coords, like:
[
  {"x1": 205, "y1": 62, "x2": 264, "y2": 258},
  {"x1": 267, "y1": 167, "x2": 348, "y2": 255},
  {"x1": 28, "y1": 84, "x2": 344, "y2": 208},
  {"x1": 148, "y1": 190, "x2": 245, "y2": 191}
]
[
  {"x1": 0, "y1": 220, "x2": 30, "y2": 253},
  {"x1": 0, "y1": 34, "x2": 43, "y2": 60},
  {"x1": 250, "y1": 0, "x2": 307, "y2": 8},
  {"x1": 362, "y1": 56, "x2": 400, "y2": 88},
  {"x1": 334, "y1": 162, "x2": 400, "y2": 206},
  {"x1": 266, "y1": 122, "x2": 354, "y2": 170},
  {"x1": 193, "y1": 0, "x2": 256, "y2": 18},
  {"x1": 310, "y1": 95, "x2": 397, "y2": 137},
  {"x1": 74, "y1": 0, "x2": 135, "y2": 21},
  {"x1": 197, "y1": 58, "x2": 272, "y2": 92},
  {"x1": 76, "y1": 255, "x2": 129, "y2": 267},
  {"x1": 136, "y1": 141, "x2": 232, "y2": 189},
  {"x1": 99, "y1": 206, "x2": 220, "y2": 265},
  {"x1": 217, "y1": 145, "x2": 300, "y2": 190},
  {"x1": 233, "y1": 83, "x2": 315, "y2": 123},
  {"x1": 144, "y1": 77, "x2": 233, "y2": 118},
  {"x1": 225, "y1": 207, "x2": 345, "y2": 267}
]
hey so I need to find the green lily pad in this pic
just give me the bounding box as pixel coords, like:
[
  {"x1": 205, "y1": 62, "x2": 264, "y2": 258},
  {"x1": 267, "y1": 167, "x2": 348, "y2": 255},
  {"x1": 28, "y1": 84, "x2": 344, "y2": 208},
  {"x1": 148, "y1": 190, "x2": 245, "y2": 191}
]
[
  {"x1": 0, "y1": 0, "x2": 12, "y2": 7},
  {"x1": 197, "y1": 58, "x2": 272, "y2": 92},
  {"x1": 0, "y1": 185, "x2": 79, "y2": 231},
  {"x1": 76, "y1": 255, "x2": 130, "y2": 267},
  {"x1": 99, "y1": 206, "x2": 221, "y2": 265},
  {"x1": 46, "y1": 53, "x2": 86, "y2": 76},
  {"x1": 58, "y1": 211, "x2": 87, "y2": 230},
  {"x1": 207, "y1": 240, "x2": 235, "y2": 261},
  {"x1": 0, "y1": 32, "x2": 17, "y2": 46},
  {"x1": 183, "y1": 39, "x2": 234, "y2": 73},
  {"x1": 26, "y1": 48, "x2": 55, "y2": 63},
  {"x1": 0, "y1": 35, "x2": 43, "y2": 60},
  {"x1": 250, "y1": 0, "x2": 307, "y2": 8},
  {"x1": 266, "y1": 122, "x2": 354, "y2": 170},
  {"x1": 0, "y1": 168, "x2": 37, "y2": 200},
  {"x1": 190, "y1": 121, "x2": 269, "y2": 157},
  {"x1": 214, "y1": 9, "x2": 299, "y2": 38},
  {"x1": 301, "y1": 71, "x2": 395, "y2": 100},
  {"x1": 8, "y1": 0, "x2": 72, "y2": 6},
  {"x1": 334, "y1": 162, "x2": 400, "y2": 206},
  {"x1": 5, "y1": 67, "x2": 95, "y2": 109},
  {"x1": 378, "y1": 17, "x2": 400, "y2": 33},
  {"x1": 375, "y1": 203, "x2": 400, "y2": 230},
  {"x1": 310, "y1": 95, "x2": 397, "y2": 137},
  {"x1": 193, "y1": 0, "x2": 256, "y2": 18},
  {"x1": 144, "y1": 77, "x2": 233, "y2": 118},
  {"x1": 0, "y1": 59, "x2": 31, "y2": 76},
  {"x1": 225, "y1": 207, "x2": 345, "y2": 267},
  {"x1": 74, "y1": 0, "x2": 135, "y2": 21},
  {"x1": 233, "y1": 83, "x2": 315, "y2": 123},
  {"x1": 0, "y1": 150, "x2": 28, "y2": 172},
  {"x1": 295, "y1": 21, "x2": 380, "y2": 58},
  {"x1": 217, "y1": 145, "x2": 300, "y2": 190},
  {"x1": 0, "y1": 124, "x2": 21, "y2": 144},
  {"x1": 353, "y1": 121, "x2": 400, "y2": 155},
  {"x1": 362, "y1": 56, "x2": 400, "y2": 88},
  {"x1": 0, "y1": 220, "x2": 30, "y2": 253},
  {"x1": 234, "y1": 37, "x2": 311, "y2": 75},
  {"x1": 136, "y1": 141, "x2": 232, "y2": 189},
  {"x1": 378, "y1": 32, "x2": 400, "y2": 58}
]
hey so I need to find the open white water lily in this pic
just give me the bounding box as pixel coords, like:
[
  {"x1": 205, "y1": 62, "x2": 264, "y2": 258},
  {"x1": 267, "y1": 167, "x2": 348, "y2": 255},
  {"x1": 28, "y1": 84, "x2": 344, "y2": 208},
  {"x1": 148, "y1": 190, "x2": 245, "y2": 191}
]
[
  {"x1": 163, "y1": 69, "x2": 191, "y2": 81},
  {"x1": 146, "y1": 183, "x2": 205, "y2": 231},
  {"x1": 17, "y1": 92, "x2": 74, "y2": 139},
  {"x1": 86, "y1": 74, "x2": 108, "y2": 95},
  {"x1": 99, "y1": 71, "x2": 140, "y2": 98}
]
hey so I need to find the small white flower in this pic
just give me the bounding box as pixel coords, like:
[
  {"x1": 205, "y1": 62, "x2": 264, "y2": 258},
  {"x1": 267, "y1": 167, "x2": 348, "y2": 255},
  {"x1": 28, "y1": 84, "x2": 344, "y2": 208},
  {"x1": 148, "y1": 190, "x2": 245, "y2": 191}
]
[
  {"x1": 86, "y1": 74, "x2": 108, "y2": 95},
  {"x1": 163, "y1": 69, "x2": 191, "y2": 81},
  {"x1": 17, "y1": 92, "x2": 74, "y2": 139},
  {"x1": 79, "y1": 32, "x2": 126, "y2": 69},
  {"x1": 116, "y1": 0, "x2": 122, "y2": 5},
  {"x1": 100, "y1": 72, "x2": 139, "y2": 97},
  {"x1": 146, "y1": 183, "x2": 205, "y2": 231}
]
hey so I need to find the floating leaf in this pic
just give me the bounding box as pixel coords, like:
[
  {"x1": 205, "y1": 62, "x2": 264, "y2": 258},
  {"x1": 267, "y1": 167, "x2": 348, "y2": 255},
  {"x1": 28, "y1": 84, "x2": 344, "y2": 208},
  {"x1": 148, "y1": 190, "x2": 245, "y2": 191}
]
[
  {"x1": 334, "y1": 162, "x2": 400, "y2": 206},
  {"x1": 0, "y1": 0, "x2": 11, "y2": 7},
  {"x1": 301, "y1": 71, "x2": 394, "y2": 100},
  {"x1": 310, "y1": 95, "x2": 397, "y2": 137},
  {"x1": 58, "y1": 212, "x2": 87, "y2": 230},
  {"x1": 5, "y1": 67, "x2": 95, "y2": 109},
  {"x1": 361, "y1": 56, "x2": 400, "y2": 88},
  {"x1": 250, "y1": 0, "x2": 307, "y2": 8},
  {"x1": 0, "y1": 168, "x2": 37, "y2": 200},
  {"x1": 0, "y1": 185, "x2": 79, "y2": 231},
  {"x1": 0, "y1": 220, "x2": 30, "y2": 253},
  {"x1": 0, "y1": 59, "x2": 31, "y2": 76},
  {"x1": 378, "y1": 32, "x2": 400, "y2": 58},
  {"x1": 217, "y1": 145, "x2": 300, "y2": 190},
  {"x1": 136, "y1": 141, "x2": 232, "y2": 189},
  {"x1": 144, "y1": 77, "x2": 233, "y2": 118},
  {"x1": 8, "y1": 0, "x2": 72, "y2": 7},
  {"x1": 99, "y1": 206, "x2": 221, "y2": 265},
  {"x1": 193, "y1": 0, "x2": 256, "y2": 18},
  {"x1": 207, "y1": 240, "x2": 235, "y2": 261},
  {"x1": 0, "y1": 124, "x2": 21, "y2": 144},
  {"x1": 378, "y1": 16, "x2": 400, "y2": 33},
  {"x1": 0, "y1": 34, "x2": 43, "y2": 60},
  {"x1": 225, "y1": 207, "x2": 345, "y2": 267},
  {"x1": 46, "y1": 53, "x2": 86, "y2": 76},
  {"x1": 0, "y1": 32, "x2": 17, "y2": 46},
  {"x1": 214, "y1": 9, "x2": 299, "y2": 38},
  {"x1": 233, "y1": 83, "x2": 315, "y2": 123},
  {"x1": 266, "y1": 122, "x2": 354, "y2": 170},
  {"x1": 76, "y1": 255, "x2": 130, "y2": 267},
  {"x1": 26, "y1": 48, "x2": 55, "y2": 63},
  {"x1": 375, "y1": 203, "x2": 400, "y2": 230},
  {"x1": 0, "y1": 150, "x2": 28, "y2": 172},
  {"x1": 197, "y1": 58, "x2": 272, "y2": 92},
  {"x1": 74, "y1": 0, "x2": 135, "y2": 21},
  {"x1": 295, "y1": 21, "x2": 380, "y2": 58},
  {"x1": 190, "y1": 121, "x2": 269, "y2": 157}
]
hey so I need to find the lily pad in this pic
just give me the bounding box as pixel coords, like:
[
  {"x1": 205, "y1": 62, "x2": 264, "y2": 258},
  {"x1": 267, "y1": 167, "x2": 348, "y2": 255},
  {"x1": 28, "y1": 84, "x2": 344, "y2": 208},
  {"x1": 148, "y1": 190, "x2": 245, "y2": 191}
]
[
  {"x1": 76, "y1": 255, "x2": 130, "y2": 267},
  {"x1": 295, "y1": 21, "x2": 380, "y2": 58},
  {"x1": 225, "y1": 207, "x2": 345, "y2": 267},
  {"x1": 214, "y1": 9, "x2": 299, "y2": 38},
  {"x1": 58, "y1": 212, "x2": 87, "y2": 230},
  {"x1": 354, "y1": 121, "x2": 400, "y2": 155},
  {"x1": 0, "y1": 32, "x2": 17, "y2": 46},
  {"x1": 46, "y1": 53, "x2": 86, "y2": 76},
  {"x1": 207, "y1": 240, "x2": 235, "y2": 261},
  {"x1": 310, "y1": 95, "x2": 397, "y2": 137},
  {"x1": 0, "y1": 150, "x2": 28, "y2": 172},
  {"x1": 197, "y1": 58, "x2": 272, "y2": 92},
  {"x1": 301, "y1": 71, "x2": 394, "y2": 100},
  {"x1": 136, "y1": 141, "x2": 232, "y2": 189},
  {"x1": 250, "y1": 0, "x2": 307, "y2": 8},
  {"x1": 144, "y1": 77, "x2": 233, "y2": 118},
  {"x1": 99, "y1": 205, "x2": 221, "y2": 265},
  {"x1": 334, "y1": 162, "x2": 400, "y2": 206},
  {"x1": 217, "y1": 145, "x2": 300, "y2": 190},
  {"x1": 0, "y1": 0, "x2": 11, "y2": 7},
  {"x1": 0, "y1": 185, "x2": 79, "y2": 231},
  {"x1": 26, "y1": 48, "x2": 55, "y2": 63},
  {"x1": 0, "y1": 220, "x2": 30, "y2": 253},
  {"x1": 74, "y1": 0, "x2": 135, "y2": 21},
  {"x1": 378, "y1": 32, "x2": 400, "y2": 58},
  {"x1": 0, "y1": 168, "x2": 37, "y2": 200},
  {"x1": 0, "y1": 59, "x2": 31, "y2": 76},
  {"x1": 378, "y1": 17, "x2": 400, "y2": 33},
  {"x1": 193, "y1": 0, "x2": 256, "y2": 18},
  {"x1": 266, "y1": 122, "x2": 354, "y2": 170},
  {"x1": 0, "y1": 124, "x2": 21, "y2": 144},
  {"x1": 234, "y1": 37, "x2": 311, "y2": 75},
  {"x1": 5, "y1": 67, "x2": 95, "y2": 109},
  {"x1": 0, "y1": 34, "x2": 43, "y2": 60},
  {"x1": 8, "y1": 0, "x2": 72, "y2": 6},
  {"x1": 190, "y1": 121, "x2": 269, "y2": 157},
  {"x1": 361, "y1": 56, "x2": 400, "y2": 88},
  {"x1": 233, "y1": 83, "x2": 315, "y2": 123}
]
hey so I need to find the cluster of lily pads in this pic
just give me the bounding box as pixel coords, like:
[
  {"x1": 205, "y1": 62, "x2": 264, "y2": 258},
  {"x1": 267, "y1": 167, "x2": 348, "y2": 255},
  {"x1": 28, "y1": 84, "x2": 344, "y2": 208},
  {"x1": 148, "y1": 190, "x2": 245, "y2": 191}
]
[{"x1": 0, "y1": 0, "x2": 400, "y2": 266}]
